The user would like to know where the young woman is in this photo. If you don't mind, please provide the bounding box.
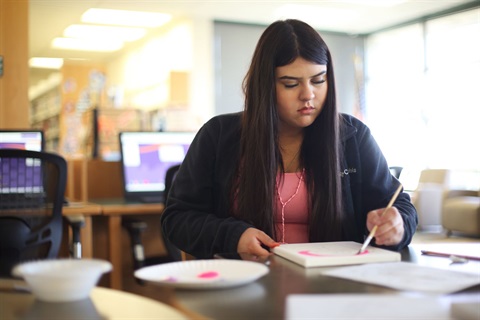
[161,19,417,259]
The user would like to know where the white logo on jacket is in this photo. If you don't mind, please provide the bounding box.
[340,168,357,177]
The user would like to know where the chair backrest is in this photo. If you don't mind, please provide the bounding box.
[0,149,67,277]
[162,164,183,261]
[122,163,183,272]
[164,164,181,202]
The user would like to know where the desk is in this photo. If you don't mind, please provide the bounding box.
[0,282,186,319]
[92,198,164,290]
[164,244,480,319]
[62,202,102,258]
[2,244,478,319]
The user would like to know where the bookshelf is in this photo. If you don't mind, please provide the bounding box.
[29,73,62,151]
[29,63,107,156]
[29,64,191,158]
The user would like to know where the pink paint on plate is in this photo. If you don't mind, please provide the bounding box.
[197,271,219,279]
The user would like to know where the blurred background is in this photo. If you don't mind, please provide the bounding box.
[5,0,480,190]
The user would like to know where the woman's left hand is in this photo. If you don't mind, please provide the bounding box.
[366,206,404,246]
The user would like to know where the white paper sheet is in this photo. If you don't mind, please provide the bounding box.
[286,294,451,319]
[322,261,480,294]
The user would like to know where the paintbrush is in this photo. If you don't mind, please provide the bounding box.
[357,184,403,254]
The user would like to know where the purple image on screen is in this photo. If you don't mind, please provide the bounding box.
[0,143,26,149]
[0,131,44,193]
[0,157,43,191]
[124,143,190,192]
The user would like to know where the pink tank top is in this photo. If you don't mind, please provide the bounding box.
[275,171,309,243]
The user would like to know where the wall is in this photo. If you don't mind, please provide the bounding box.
[0,0,29,128]
[106,21,191,109]
[105,19,364,132]
[189,18,214,125]
[213,22,260,115]
[105,18,214,131]
[25,19,362,134]
[214,21,365,116]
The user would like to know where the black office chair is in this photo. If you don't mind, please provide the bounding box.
[0,149,67,277]
[122,164,183,277]
[160,164,182,261]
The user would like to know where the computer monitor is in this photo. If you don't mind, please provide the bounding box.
[119,131,196,203]
[0,130,44,151]
[0,130,45,208]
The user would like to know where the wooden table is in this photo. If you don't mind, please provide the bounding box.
[92,198,164,290]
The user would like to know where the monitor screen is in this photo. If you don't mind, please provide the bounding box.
[0,130,45,207]
[0,130,44,151]
[0,157,43,194]
[119,131,196,202]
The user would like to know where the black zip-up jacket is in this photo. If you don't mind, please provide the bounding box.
[161,112,418,258]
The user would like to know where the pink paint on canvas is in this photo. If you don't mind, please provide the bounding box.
[298,250,369,257]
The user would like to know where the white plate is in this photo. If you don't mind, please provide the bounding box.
[134,259,269,289]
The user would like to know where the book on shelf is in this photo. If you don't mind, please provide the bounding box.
[272,241,401,268]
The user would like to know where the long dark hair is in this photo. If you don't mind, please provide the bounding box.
[233,19,344,242]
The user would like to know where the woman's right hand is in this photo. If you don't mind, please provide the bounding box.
[237,227,280,256]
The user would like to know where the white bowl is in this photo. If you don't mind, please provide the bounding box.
[12,258,112,302]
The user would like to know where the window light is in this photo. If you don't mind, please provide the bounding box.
[64,24,147,42]
[81,8,171,28]
[52,37,123,52]
[29,57,64,69]
[339,0,406,6]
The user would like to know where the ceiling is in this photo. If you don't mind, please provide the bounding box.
[29,0,475,81]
